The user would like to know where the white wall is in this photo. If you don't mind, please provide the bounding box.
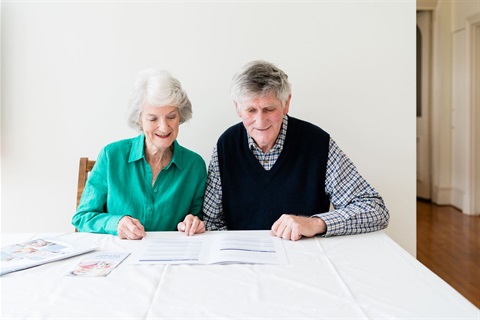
[1,1,416,254]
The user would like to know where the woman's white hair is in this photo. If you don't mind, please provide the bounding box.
[127,69,192,132]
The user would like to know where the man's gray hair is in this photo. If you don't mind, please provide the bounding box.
[230,60,292,106]
[127,69,192,132]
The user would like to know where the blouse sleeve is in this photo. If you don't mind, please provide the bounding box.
[71,147,125,235]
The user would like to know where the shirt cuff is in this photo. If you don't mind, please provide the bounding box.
[314,211,345,237]
[105,214,126,235]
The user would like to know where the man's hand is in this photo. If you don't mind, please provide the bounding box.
[271,214,326,241]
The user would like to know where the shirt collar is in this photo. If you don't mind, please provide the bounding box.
[248,115,289,153]
[128,134,182,170]
[128,134,145,162]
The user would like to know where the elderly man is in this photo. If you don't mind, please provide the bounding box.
[203,60,389,240]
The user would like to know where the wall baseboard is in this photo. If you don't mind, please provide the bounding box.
[432,186,452,206]
[450,188,465,212]
[431,186,480,215]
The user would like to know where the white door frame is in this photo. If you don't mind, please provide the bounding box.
[465,13,480,215]
[416,11,432,200]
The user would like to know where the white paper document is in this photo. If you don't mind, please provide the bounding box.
[137,238,203,264]
[133,232,288,265]
[1,237,97,276]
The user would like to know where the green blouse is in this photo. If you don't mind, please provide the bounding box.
[72,135,207,235]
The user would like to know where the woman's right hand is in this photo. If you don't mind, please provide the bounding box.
[117,216,146,240]
[177,214,206,236]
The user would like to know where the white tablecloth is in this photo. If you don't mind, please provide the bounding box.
[1,231,478,319]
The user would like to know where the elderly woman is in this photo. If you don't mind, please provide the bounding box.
[72,69,207,239]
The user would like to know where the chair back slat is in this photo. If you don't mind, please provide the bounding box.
[76,157,96,209]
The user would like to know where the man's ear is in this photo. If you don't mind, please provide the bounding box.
[283,94,292,115]
[234,101,242,117]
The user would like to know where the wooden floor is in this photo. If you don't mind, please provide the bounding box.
[417,200,480,308]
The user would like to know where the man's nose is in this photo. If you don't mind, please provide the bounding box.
[254,112,267,126]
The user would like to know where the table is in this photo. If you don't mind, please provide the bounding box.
[1,231,478,319]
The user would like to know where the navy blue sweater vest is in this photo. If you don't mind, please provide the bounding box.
[217,116,331,230]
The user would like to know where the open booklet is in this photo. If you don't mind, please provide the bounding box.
[132,232,288,265]
[1,237,97,276]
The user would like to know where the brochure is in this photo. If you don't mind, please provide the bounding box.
[66,252,130,277]
[1,237,97,276]
[132,232,288,265]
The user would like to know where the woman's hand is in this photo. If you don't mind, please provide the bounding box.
[117,216,146,240]
[177,214,206,236]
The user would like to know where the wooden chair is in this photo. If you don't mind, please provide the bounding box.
[76,157,96,209]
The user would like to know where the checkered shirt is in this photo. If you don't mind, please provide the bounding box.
[203,116,389,236]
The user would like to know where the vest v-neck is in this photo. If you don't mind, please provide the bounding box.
[217,116,331,230]
[245,129,294,183]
